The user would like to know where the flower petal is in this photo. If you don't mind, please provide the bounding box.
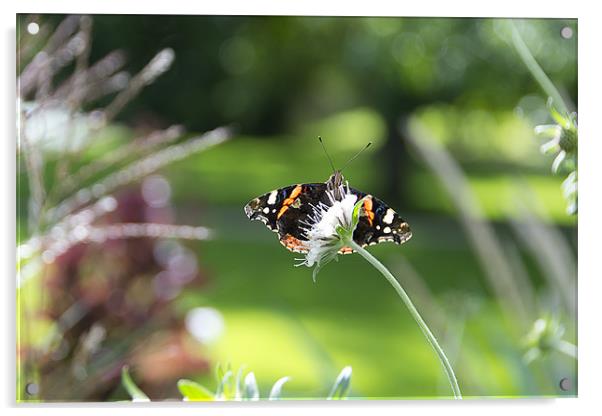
[552,150,566,173]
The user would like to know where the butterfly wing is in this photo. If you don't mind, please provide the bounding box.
[244,183,411,254]
[244,183,328,253]
[348,188,412,248]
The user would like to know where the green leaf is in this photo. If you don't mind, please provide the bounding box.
[177,379,214,401]
[534,124,561,141]
[312,264,322,283]
[566,200,577,215]
[311,249,339,282]
[235,365,246,400]
[223,363,235,399]
[242,372,259,401]
[216,370,233,400]
[539,138,560,155]
[552,150,566,173]
[327,366,352,400]
[547,98,570,128]
[523,347,541,364]
[215,363,224,387]
[562,171,577,196]
[268,376,290,400]
[351,197,366,230]
[121,366,150,402]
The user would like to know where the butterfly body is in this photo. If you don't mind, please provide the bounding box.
[244,172,412,254]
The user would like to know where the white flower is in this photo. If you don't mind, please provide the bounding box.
[297,182,364,281]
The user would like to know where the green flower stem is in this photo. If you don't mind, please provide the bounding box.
[347,239,463,399]
[510,21,570,116]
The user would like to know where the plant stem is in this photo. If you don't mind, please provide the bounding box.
[509,21,570,116]
[347,240,463,399]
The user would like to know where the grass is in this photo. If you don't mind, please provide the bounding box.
[172,224,575,398]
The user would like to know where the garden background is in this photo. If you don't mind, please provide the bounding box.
[16,15,577,401]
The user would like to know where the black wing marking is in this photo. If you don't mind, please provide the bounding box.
[244,183,329,252]
[245,183,411,254]
[349,188,412,248]
[244,184,299,233]
[274,183,327,241]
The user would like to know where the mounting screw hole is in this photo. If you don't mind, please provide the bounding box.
[559,377,571,391]
[27,22,39,35]
[560,26,573,39]
[25,382,39,396]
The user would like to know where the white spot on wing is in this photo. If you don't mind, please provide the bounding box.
[267,191,278,205]
[383,226,391,234]
[383,209,395,224]
[263,207,270,214]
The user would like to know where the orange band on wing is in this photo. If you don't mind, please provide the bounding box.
[363,197,375,226]
[277,205,289,218]
[280,233,309,253]
[277,185,303,219]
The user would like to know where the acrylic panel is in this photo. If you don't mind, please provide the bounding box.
[16,14,577,402]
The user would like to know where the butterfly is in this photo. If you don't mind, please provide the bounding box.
[244,139,412,255]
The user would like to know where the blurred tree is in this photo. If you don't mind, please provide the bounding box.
[39,15,576,204]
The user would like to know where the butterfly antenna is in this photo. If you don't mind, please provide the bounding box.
[318,136,337,173]
[340,142,372,172]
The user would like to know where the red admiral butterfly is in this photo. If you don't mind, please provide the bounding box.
[244,139,412,255]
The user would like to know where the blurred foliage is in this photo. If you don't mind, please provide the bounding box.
[121,364,351,401]
[18,14,578,216]
[535,102,578,214]
[17,14,577,401]
[523,316,576,364]
[16,15,226,401]
[74,16,576,133]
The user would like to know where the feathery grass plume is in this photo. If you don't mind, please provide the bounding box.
[56,124,185,198]
[102,47,175,122]
[44,126,230,224]
[17,15,229,401]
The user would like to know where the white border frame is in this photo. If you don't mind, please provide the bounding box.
[3,1,601,415]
